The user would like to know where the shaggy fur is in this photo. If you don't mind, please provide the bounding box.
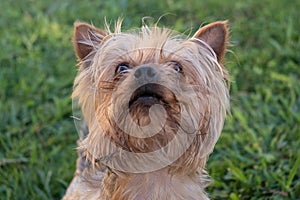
[63,19,230,200]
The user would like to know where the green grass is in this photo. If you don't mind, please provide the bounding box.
[0,0,299,199]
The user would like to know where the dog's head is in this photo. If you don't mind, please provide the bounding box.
[72,20,230,173]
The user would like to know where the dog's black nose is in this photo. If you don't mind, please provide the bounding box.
[134,66,157,81]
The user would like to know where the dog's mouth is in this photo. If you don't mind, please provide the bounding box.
[127,83,179,127]
[129,83,168,107]
[113,83,182,151]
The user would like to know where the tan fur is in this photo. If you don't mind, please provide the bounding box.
[63,19,230,200]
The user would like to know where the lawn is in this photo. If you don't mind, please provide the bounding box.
[0,0,299,199]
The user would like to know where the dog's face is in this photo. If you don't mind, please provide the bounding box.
[72,20,230,173]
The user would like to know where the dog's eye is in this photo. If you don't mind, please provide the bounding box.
[171,62,183,73]
[116,63,130,74]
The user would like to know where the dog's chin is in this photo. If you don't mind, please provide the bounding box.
[130,96,161,108]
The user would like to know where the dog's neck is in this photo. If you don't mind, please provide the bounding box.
[101,168,209,200]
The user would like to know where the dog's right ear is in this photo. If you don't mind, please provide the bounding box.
[73,22,106,65]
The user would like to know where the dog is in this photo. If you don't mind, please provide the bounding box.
[63,19,230,200]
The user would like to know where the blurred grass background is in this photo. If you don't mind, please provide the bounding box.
[0,0,299,199]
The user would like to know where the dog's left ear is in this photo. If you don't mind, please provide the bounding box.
[73,22,107,66]
[193,21,229,63]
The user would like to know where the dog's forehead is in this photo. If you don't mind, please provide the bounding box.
[105,26,183,48]
[100,30,194,64]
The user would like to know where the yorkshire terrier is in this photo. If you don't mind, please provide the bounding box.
[63,19,230,200]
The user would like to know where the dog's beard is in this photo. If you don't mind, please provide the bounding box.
[106,82,182,153]
[128,83,178,126]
